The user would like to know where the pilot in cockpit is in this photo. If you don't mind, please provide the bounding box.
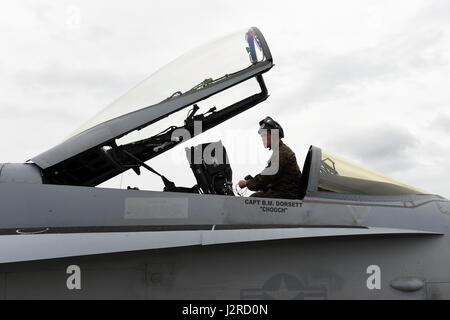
[238,117,302,199]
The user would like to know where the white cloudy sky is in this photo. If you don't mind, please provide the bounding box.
[1,0,449,198]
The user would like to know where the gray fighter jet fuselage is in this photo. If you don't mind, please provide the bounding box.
[0,27,449,300]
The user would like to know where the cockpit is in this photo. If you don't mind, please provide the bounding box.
[31,27,272,187]
[30,27,429,200]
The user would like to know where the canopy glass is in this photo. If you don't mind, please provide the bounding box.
[318,149,428,196]
[69,28,266,138]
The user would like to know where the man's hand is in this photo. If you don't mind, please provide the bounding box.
[238,180,247,188]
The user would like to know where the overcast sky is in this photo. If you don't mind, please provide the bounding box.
[1,0,449,198]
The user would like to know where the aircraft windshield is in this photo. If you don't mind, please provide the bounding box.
[69,28,265,138]
[318,150,428,196]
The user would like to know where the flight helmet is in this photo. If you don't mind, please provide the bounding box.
[258,116,284,138]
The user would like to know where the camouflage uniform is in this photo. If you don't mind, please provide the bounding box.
[246,140,302,199]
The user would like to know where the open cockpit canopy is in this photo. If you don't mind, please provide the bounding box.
[69,28,268,139]
[32,27,273,186]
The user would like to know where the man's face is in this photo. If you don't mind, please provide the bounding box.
[260,130,271,149]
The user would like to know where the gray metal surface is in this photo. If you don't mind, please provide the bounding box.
[0,233,449,299]
[31,61,272,170]
[0,163,42,184]
[0,182,446,231]
[0,227,441,264]
[0,173,449,299]
[307,145,321,193]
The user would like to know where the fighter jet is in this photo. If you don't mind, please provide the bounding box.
[0,27,449,300]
